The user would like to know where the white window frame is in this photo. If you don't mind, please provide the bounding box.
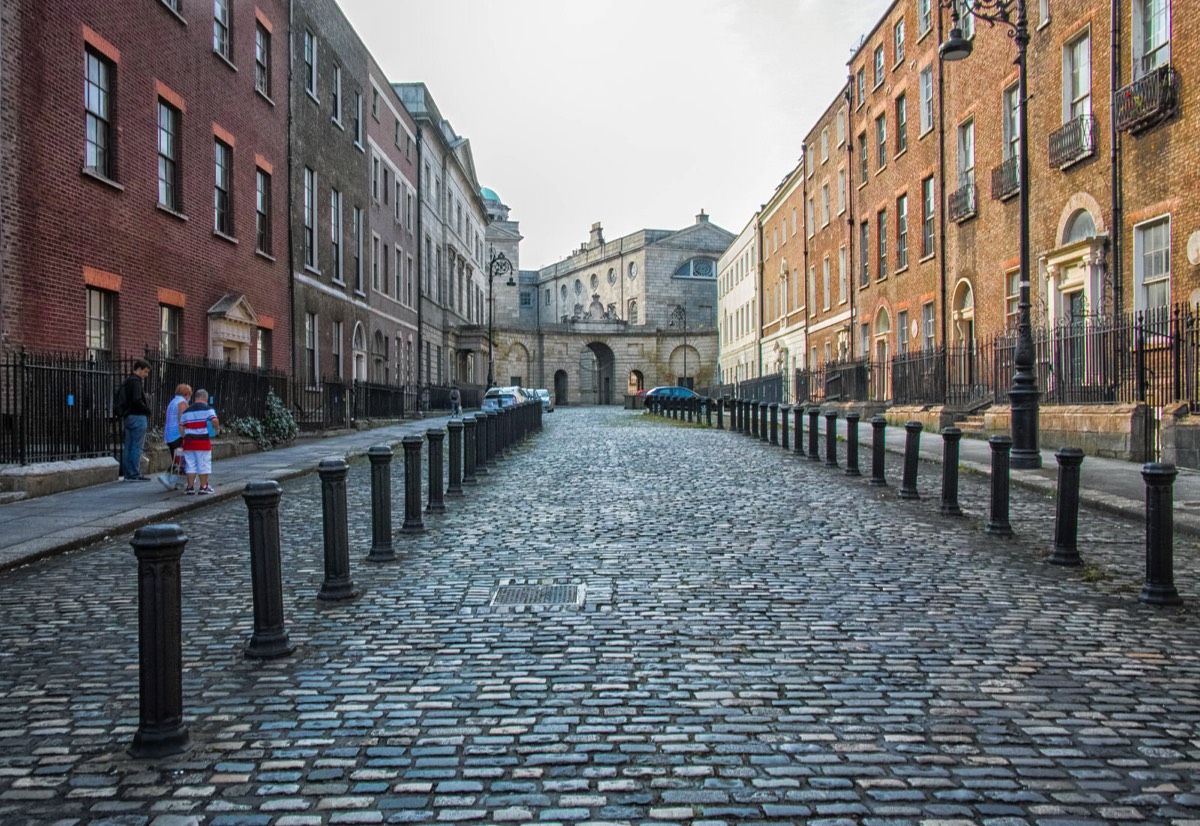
[1132,0,1171,79]
[330,189,343,283]
[820,128,829,162]
[331,320,344,379]
[822,257,831,311]
[837,168,847,214]
[821,184,830,227]
[331,64,342,125]
[919,0,932,34]
[1003,83,1020,160]
[919,66,934,135]
[957,119,975,187]
[303,30,317,98]
[303,167,317,269]
[873,45,885,87]
[1063,31,1092,122]
[371,233,381,291]
[897,194,909,270]
[1133,215,1171,312]
[838,246,848,304]
[894,18,905,64]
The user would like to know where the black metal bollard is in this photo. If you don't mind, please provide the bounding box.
[716,398,725,430]
[318,457,358,600]
[243,481,295,657]
[446,420,464,497]
[1140,463,1182,605]
[1049,447,1084,566]
[686,398,694,424]
[793,405,805,456]
[462,415,479,485]
[365,446,396,562]
[845,412,861,476]
[750,402,759,438]
[759,402,769,442]
[426,428,446,514]
[743,399,752,435]
[807,406,820,461]
[474,412,489,476]
[939,428,963,517]
[769,403,779,445]
[401,435,425,534]
[898,421,922,499]
[824,411,839,468]
[780,405,790,450]
[869,416,888,486]
[705,398,713,427]
[986,435,1014,537]
[129,524,191,759]
[485,411,498,467]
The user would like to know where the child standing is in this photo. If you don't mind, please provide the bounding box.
[179,389,220,495]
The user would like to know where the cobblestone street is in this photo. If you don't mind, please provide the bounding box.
[1,406,1199,825]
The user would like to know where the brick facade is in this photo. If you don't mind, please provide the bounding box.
[759,163,806,380]
[0,0,290,366]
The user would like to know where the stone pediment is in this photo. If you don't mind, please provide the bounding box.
[208,293,259,326]
[652,221,735,252]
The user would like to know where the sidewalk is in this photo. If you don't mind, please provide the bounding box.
[793,411,1200,537]
[0,414,458,573]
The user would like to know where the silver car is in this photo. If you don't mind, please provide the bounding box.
[535,389,554,412]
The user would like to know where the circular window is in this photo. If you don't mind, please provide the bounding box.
[607,268,616,285]
[574,279,583,295]
[560,285,567,301]
[628,262,638,280]
[590,273,599,289]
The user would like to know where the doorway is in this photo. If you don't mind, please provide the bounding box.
[554,370,569,406]
[578,342,616,404]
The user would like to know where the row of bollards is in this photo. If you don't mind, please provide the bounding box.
[129,401,545,759]
[651,396,1185,612]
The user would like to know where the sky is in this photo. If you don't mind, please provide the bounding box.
[339,0,894,270]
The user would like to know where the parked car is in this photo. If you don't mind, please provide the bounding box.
[481,386,526,411]
[643,386,700,402]
[535,389,554,412]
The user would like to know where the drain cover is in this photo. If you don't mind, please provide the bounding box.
[491,584,582,606]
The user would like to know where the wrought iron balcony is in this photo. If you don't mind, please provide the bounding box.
[1115,64,1179,135]
[991,155,1019,202]
[1048,115,1098,169]
[948,182,977,223]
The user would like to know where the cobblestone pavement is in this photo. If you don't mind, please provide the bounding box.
[1,407,1199,826]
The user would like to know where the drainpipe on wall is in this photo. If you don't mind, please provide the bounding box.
[415,125,424,401]
[1110,0,1123,318]
[286,0,297,382]
[756,216,764,379]
[937,7,949,373]
[844,80,855,362]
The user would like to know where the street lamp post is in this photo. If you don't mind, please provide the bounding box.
[670,304,688,388]
[486,249,515,388]
[940,0,1040,469]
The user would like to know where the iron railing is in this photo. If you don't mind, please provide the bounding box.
[991,155,1019,201]
[948,182,977,222]
[1048,114,1098,168]
[736,374,784,404]
[1115,64,1179,134]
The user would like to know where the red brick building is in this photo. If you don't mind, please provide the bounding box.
[0,0,290,367]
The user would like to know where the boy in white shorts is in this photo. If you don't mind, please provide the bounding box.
[179,389,220,495]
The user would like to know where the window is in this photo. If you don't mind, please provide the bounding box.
[214,139,232,236]
[922,177,935,258]
[957,0,975,38]
[86,288,115,360]
[255,23,271,97]
[805,146,814,177]
[353,207,363,292]
[957,119,975,186]
[1064,32,1092,121]
[331,64,342,123]
[160,304,181,357]
[857,132,868,182]
[874,45,885,86]
[922,302,936,350]
[859,221,870,287]
[1134,0,1170,78]
[895,94,908,154]
[213,0,231,60]
[303,167,316,268]
[331,320,343,379]
[877,209,888,278]
[894,18,905,63]
[84,48,113,179]
[837,168,847,213]
[304,312,317,384]
[406,192,414,230]
[353,92,363,146]
[1003,84,1020,160]
[821,184,830,226]
[1006,269,1020,327]
[837,108,846,145]
[919,66,934,134]
[372,156,380,201]
[822,257,831,310]
[303,31,317,97]
[382,244,389,295]
[806,198,814,238]
[808,265,817,313]
[395,181,403,222]
[896,194,909,270]
[876,114,887,168]
[371,88,379,118]
[157,101,180,211]
[856,68,865,107]
[255,168,271,254]
[897,310,909,352]
[674,259,717,278]
[406,255,414,305]
[1039,0,1050,26]
[1135,217,1171,311]
[859,324,869,358]
[330,189,342,282]
[838,247,848,303]
[372,235,380,290]
[257,328,271,370]
[820,128,829,162]
[919,0,932,34]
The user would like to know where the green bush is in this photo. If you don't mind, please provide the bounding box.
[227,390,298,450]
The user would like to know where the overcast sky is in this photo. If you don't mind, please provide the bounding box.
[339,0,894,270]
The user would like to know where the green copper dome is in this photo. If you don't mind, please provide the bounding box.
[480,187,501,203]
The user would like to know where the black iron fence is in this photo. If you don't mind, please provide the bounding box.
[735,374,784,403]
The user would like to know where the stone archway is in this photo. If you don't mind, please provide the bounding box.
[627,369,645,394]
[578,342,616,405]
[554,370,569,406]
[951,279,976,346]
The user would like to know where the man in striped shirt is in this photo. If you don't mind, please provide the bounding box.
[180,389,220,495]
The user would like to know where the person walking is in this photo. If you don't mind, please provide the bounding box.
[117,359,153,481]
[449,386,462,417]
[157,383,192,490]
[179,389,220,495]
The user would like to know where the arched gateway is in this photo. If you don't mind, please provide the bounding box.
[577,342,616,405]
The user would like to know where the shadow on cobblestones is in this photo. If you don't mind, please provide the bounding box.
[0,407,1198,824]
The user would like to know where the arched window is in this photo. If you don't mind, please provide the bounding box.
[627,299,638,324]
[1065,210,1096,243]
[674,258,717,278]
[371,330,388,383]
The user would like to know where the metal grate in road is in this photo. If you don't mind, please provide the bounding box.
[491,584,582,606]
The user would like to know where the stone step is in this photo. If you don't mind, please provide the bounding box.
[0,491,29,505]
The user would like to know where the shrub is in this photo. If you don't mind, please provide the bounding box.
[227,390,299,450]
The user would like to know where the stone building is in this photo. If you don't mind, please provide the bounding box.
[489,213,733,404]
[718,213,760,384]
[0,0,290,364]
